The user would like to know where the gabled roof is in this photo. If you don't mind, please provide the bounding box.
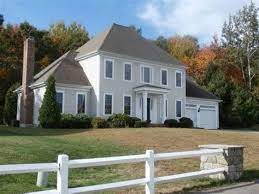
[186,77,220,100]
[32,51,90,86]
[76,23,184,66]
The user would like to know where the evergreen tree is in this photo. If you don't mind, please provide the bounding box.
[39,76,61,128]
[3,83,19,125]
[232,86,259,127]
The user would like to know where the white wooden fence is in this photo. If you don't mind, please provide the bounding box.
[0,149,225,194]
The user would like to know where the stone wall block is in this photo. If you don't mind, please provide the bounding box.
[199,144,244,181]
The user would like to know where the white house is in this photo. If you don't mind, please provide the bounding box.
[15,23,221,129]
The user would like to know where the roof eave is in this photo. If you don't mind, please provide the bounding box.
[186,96,222,102]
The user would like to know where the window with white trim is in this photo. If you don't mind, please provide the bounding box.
[56,92,64,113]
[124,63,132,81]
[105,59,113,79]
[124,96,131,115]
[141,66,152,83]
[161,69,168,86]
[104,94,112,115]
[176,100,182,118]
[176,71,182,87]
[77,93,86,114]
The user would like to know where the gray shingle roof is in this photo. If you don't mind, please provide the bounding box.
[186,77,220,100]
[32,51,90,86]
[76,23,184,66]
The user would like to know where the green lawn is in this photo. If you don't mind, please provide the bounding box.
[0,127,138,194]
[0,126,259,194]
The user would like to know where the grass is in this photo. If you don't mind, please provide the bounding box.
[0,126,259,193]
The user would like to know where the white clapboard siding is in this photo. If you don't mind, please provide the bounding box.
[0,148,224,194]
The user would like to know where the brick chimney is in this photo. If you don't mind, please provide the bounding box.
[20,38,35,127]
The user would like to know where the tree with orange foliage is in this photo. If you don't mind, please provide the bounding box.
[168,35,199,66]
[189,47,216,82]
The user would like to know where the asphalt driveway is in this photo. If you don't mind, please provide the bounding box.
[192,181,259,194]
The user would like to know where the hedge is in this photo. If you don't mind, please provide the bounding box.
[92,117,108,128]
[60,114,92,129]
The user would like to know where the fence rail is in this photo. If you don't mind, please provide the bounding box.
[0,148,225,194]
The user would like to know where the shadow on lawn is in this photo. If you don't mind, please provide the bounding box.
[0,126,88,136]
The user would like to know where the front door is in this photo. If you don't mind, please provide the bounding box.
[147,98,151,121]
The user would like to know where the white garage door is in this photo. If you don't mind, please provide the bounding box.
[199,105,216,129]
[185,104,197,127]
[185,104,217,129]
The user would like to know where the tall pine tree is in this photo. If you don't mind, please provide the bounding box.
[39,76,61,128]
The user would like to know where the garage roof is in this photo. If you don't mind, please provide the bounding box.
[186,77,220,100]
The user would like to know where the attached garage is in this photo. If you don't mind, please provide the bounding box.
[186,78,221,129]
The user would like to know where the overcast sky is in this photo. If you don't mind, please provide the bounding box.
[0,0,258,44]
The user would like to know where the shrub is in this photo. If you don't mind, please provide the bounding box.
[92,117,108,128]
[60,114,92,129]
[107,113,130,128]
[3,83,19,125]
[178,117,193,128]
[134,121,148,128]
[39,76,61,128]
[11,120,20,127]
[127,117,141,127]
[164,119,178,128]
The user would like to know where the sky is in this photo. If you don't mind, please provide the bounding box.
[0,0,258,44]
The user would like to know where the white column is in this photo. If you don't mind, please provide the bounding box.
[145,150,155,194]
[57,154,69,194]
[143,91,148,121]
[162,94,166,122]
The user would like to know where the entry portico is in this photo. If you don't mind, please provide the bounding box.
[134,84,170,123]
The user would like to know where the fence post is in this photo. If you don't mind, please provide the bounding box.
[36,171,49,187]
[57,154,69,194]
[145,150,155,194]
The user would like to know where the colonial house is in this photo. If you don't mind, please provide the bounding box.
[15,23,221,129]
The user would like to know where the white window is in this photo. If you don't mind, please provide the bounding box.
[104,59,113,79]
[123,95,131,115]
[141,66,152,83]
[176,100,182,118]
[76,93,86,114]
[175,71,182,88]
[104,93,113,115]
[161,69,168,86]
[124,63,132,81]
[56,91,64,113]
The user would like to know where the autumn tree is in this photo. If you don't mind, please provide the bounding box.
[155,36,170,53]
[222,1,259,90]
[0,21,90,123]
[168,35,199,65]
[49,21,89,54]
[190,47,216,82]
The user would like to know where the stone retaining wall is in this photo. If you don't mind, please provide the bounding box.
[199,144,244,181]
